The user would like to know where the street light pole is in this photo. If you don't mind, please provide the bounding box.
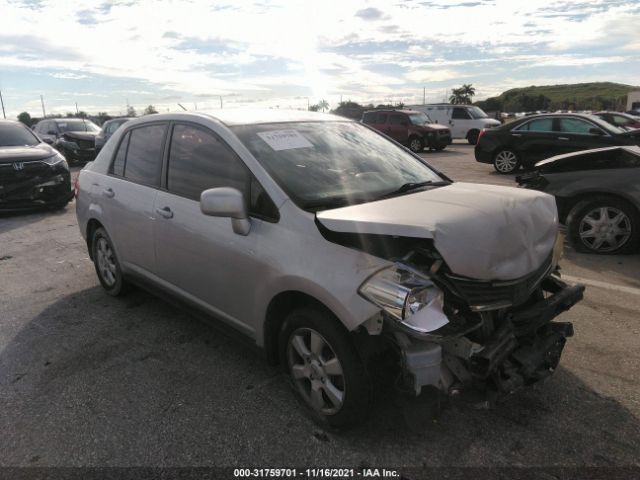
[0,90,6,119]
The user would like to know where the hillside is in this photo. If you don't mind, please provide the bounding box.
[475,82,639,112]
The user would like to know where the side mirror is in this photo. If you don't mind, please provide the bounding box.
[589,128,604,136]
[200,187,251,236]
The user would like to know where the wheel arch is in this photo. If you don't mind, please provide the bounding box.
[85,218,104,260]
[263,290,349,366]
[557,191,640,224]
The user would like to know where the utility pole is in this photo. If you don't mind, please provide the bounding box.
[0,89,5,119]
[40,94,46,117]
[423,87,426,105]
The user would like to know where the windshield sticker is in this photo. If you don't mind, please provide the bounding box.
[257,130,313,151]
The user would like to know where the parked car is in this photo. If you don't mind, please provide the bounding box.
[408,104,501,144]
[475,113,640,174]
[594,111,640,130]
[517,146,640,254]
[76,110,583,426]
[0,120,73,212]
[361,109,451,152]
[95,118,132,154]
[33,118,100,164]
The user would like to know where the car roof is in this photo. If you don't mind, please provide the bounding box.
[363,109,422,115]
[194,108,347,126]
[535,145,640,167]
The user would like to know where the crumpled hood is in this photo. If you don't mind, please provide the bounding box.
[316,182,558,281]
[425,123,449,131]
[0,144,56,164]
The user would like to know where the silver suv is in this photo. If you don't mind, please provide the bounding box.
[76,110,584,427]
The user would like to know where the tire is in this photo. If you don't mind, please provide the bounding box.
[279,307,372,428]
[467,129,479,145]
[408,136,424,153]
[434,145,446,151]
[493,149,520,174]
[91,227,129,295]
[566,196,640,254]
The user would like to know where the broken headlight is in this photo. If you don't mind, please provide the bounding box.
[359,264,449,334]
[43,152,67,167]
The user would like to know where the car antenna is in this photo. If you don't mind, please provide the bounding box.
[177,103,188,111]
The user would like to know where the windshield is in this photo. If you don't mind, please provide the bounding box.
[0,122,41,147]
[56,120,100,133]
[232,121,444,211]
[468,106,488,119]
[408,113,432,125]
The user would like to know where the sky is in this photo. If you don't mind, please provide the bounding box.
[0,0,639,118]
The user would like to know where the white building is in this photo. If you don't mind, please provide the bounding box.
[627,91,640,111]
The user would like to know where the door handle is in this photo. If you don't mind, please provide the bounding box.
[156,206,174,219]
[511,133,522,137]
[558,136,570,141]
[102,188,115,198]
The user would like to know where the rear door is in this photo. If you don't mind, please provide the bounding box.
[388,113,409,144]
[510,117,560,164]
[100,123,167,275]
[153,122,278,334]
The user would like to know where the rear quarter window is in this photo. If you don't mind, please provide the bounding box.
[120,124,166,186]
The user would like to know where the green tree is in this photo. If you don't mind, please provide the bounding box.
[308,104,320,112]
[126,106,137,117]
[17,112,32,126]
[318,99,329,112]
[143,105,158,115]
[449,84,476,104]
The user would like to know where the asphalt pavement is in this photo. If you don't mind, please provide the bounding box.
[0,142,639,468]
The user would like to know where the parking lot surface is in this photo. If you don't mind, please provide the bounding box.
[1,142,639,467]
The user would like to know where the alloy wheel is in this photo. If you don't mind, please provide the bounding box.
[409,138,422,152]
[96,237,117,286]
[494,150,518,173]
[579,206,632,252]
[287,328,345,415]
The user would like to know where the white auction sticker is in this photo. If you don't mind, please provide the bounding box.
[257,129,313,151]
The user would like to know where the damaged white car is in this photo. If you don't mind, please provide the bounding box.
[75,110,584,427]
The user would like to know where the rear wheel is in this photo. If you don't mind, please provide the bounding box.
[91,227,128,295]
[280,307,372,428]
[408,136,424,153]
[567,197,639,254]
[493,149,519,174]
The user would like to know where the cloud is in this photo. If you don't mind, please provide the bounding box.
[355,7,387,21]
[50,72,90,80]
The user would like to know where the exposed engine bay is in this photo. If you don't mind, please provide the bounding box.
[318,223,585,403]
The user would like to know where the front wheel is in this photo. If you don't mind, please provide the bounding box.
[493,149,519,174]
[567,197,639,254]
[467,129,479,145]
[280,307,372,428]
[408,136,424,153]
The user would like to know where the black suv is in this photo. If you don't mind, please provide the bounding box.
[33,118,101,164]
[362,109,452,152]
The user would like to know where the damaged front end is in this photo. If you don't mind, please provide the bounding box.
[357,238,584,402]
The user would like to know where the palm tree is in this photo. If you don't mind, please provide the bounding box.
[318,99,329,112]
[449,84,476,104]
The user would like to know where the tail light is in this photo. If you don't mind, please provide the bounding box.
[476,128,486,144]
[73,175,80,198]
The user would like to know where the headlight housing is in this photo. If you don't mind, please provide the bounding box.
[42,152,67,167]
[359,264,449,334]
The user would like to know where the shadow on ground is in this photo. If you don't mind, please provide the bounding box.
[1,286,639,467]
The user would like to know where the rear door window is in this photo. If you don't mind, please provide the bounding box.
[516,118,554,132]
[389,114,405,125]
[377,113,388,124]
[122,124,166,186]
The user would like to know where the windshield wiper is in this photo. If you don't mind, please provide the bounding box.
[377,180,450,199]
